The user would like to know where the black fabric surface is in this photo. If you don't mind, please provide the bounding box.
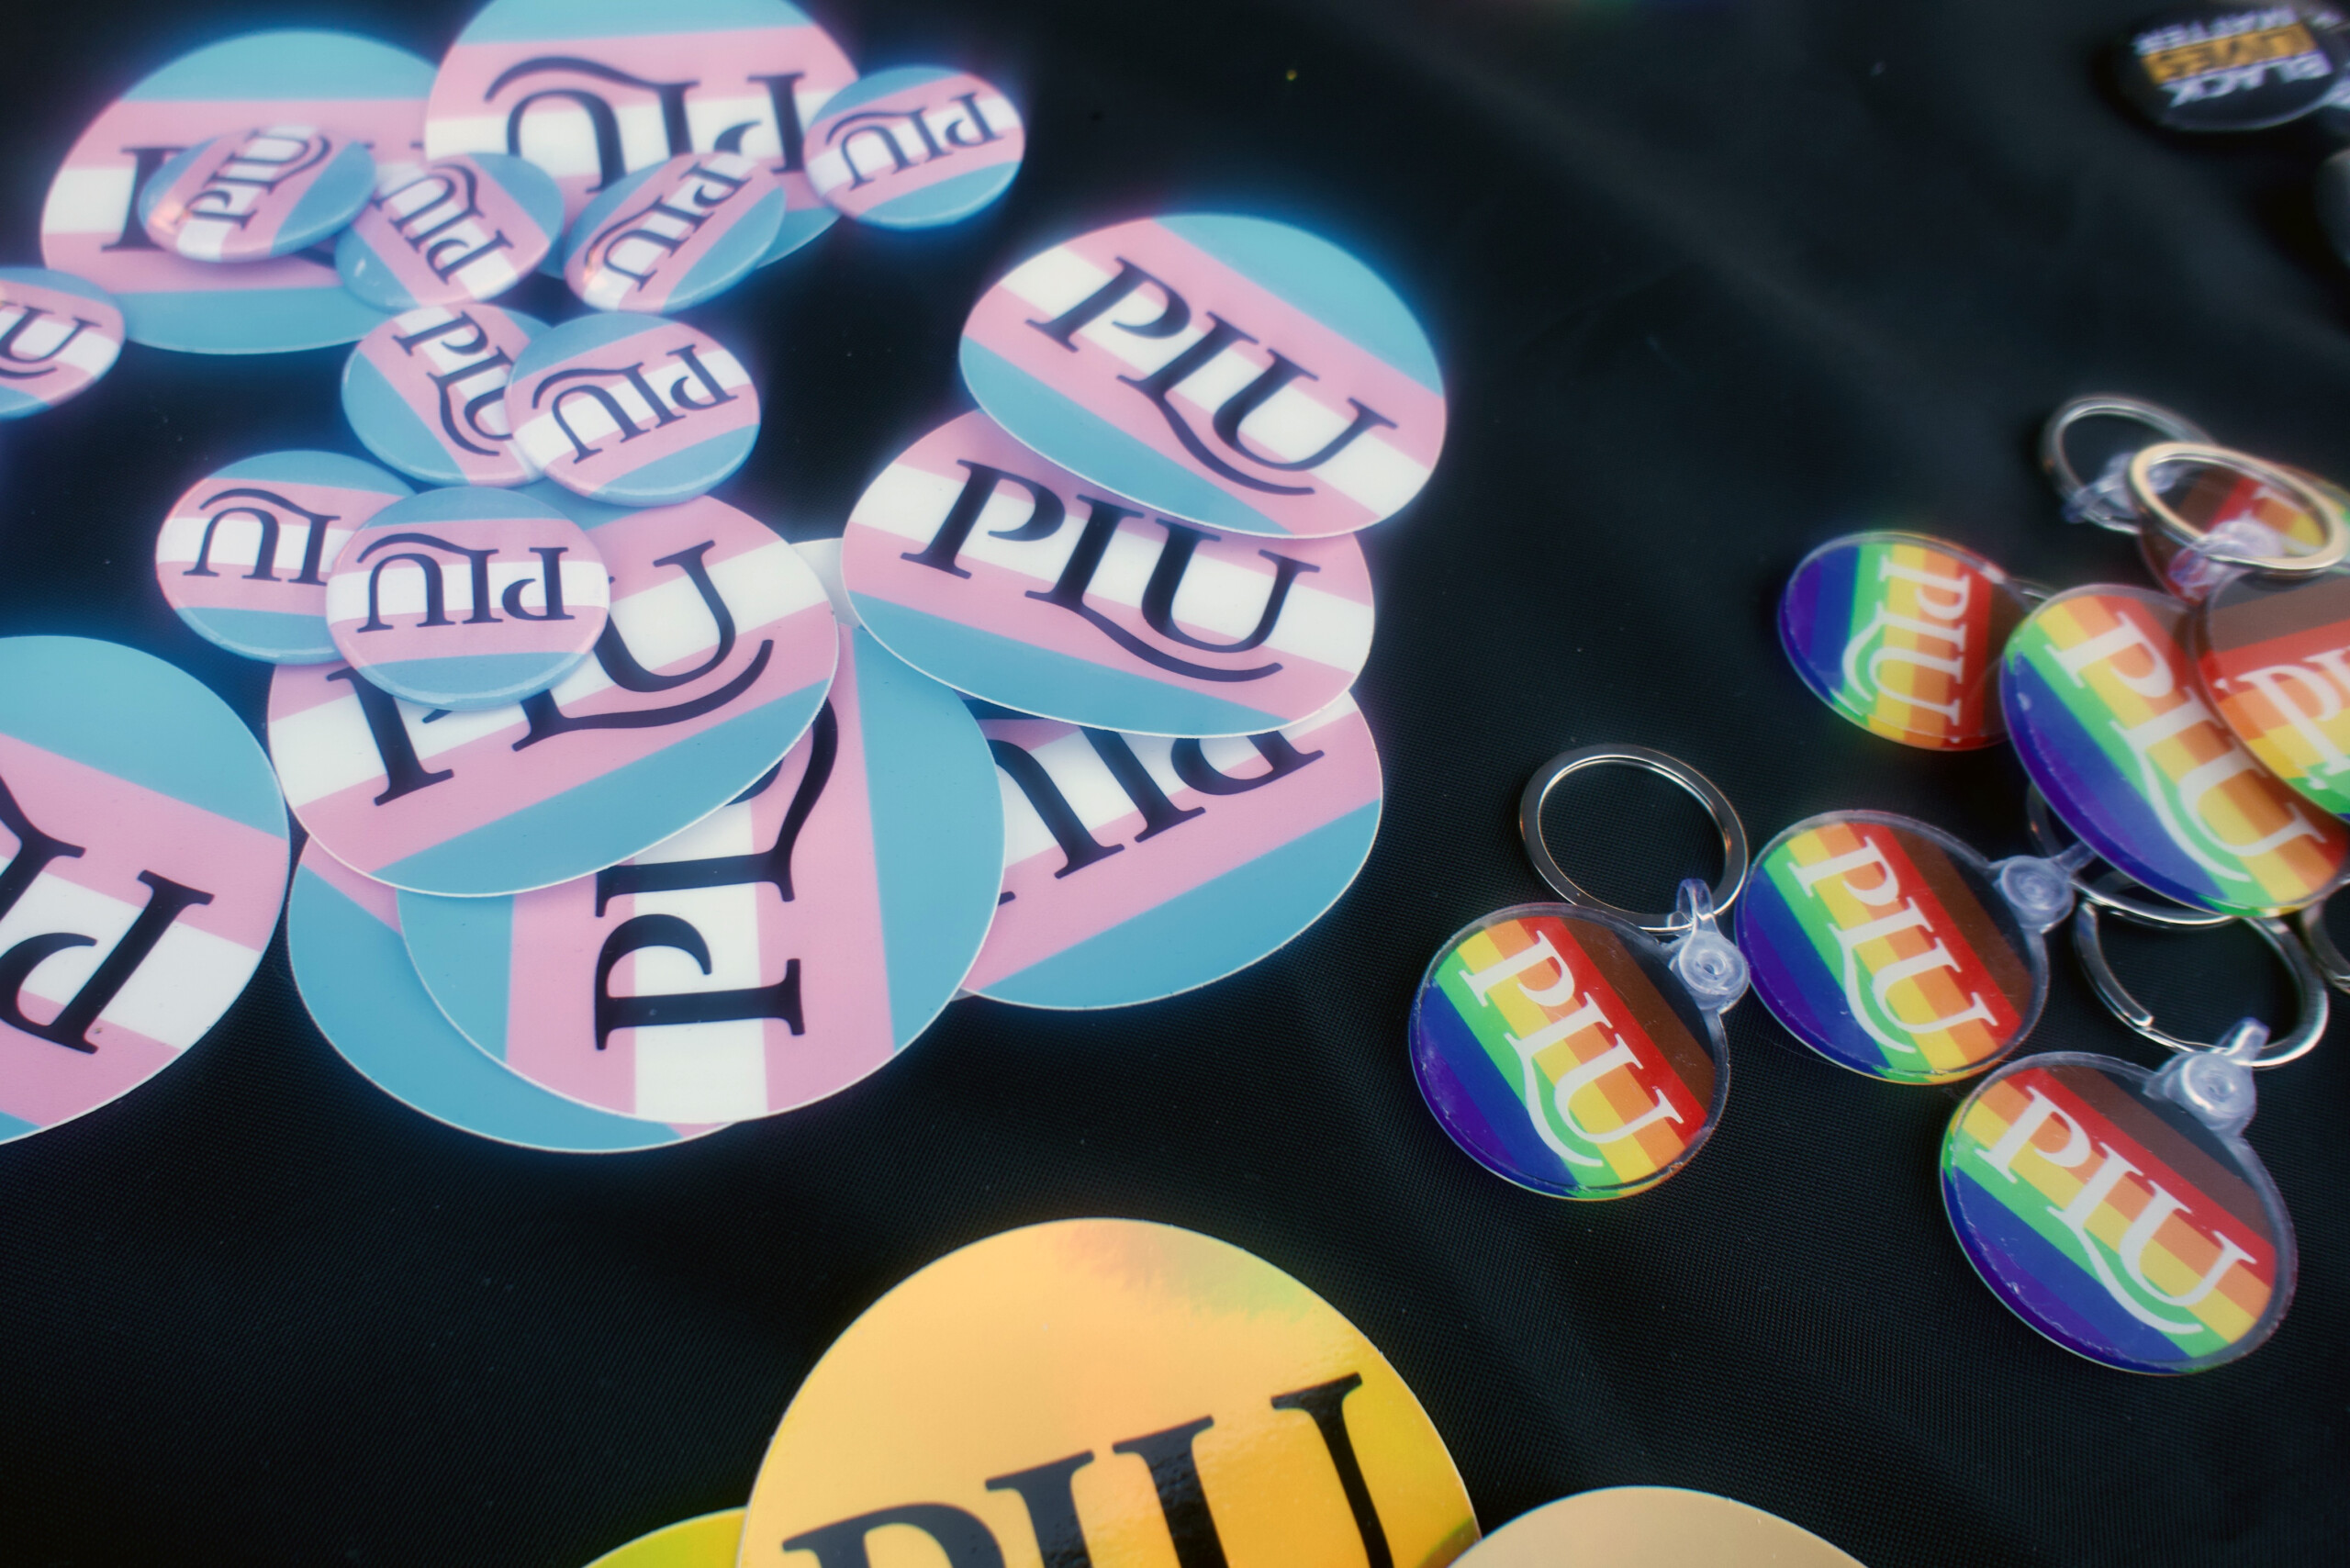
[3,1,2347,1562]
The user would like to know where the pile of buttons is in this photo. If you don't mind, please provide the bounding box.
[0,6,1445,1161]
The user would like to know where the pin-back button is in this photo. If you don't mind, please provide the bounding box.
[155,452,414,665]
[806,66,1024,229]
[506,314,761,507]
[137,126,376,263]
[2118,5,2348,131]
[326,487,610,711]
[565,152,785,313]
[0,268,124,419]
[341,305,545,487]
[335,153,565,310]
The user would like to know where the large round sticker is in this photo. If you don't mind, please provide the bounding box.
[806,66,1024,229]
[136,127,376,263]
[397,622,1001,1124]
[2119,6,2345,131]
[583,1511,744,1567]
[1741,812,2045,1085]
[268,486,836,896]
[965,696,1381,1007]
[844,410,1374,737]
[423,0,856,267]
[2195,566,2350,818]
[341,305,546,487]
[335,153,565,310]
[507,313,759,507]
[1409,905,1727,1200]
[961,214,1445,539]
[39,30,433,353]
[2003,586,2347,915]
[1778,531,2023,750]
[326,486,610,711]
[288,840,720,1153]
[155,451,415,665]
[740,1219,1480,1568]
[1455,1489,1863,1568]
[1942,1051,2295,1373]
[564,152,784,313]
[0,268,124,419]
[0,638,288,1145]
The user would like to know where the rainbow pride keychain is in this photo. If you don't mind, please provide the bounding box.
[1409,745,1750,1200]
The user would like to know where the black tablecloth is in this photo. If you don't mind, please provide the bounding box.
[3,1,2345,1562]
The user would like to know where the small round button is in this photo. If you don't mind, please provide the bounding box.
[506,314,761,507]
[0,267,124,419]
[341,305,545,487]
[564,151,785,313]
[807,67,1024,229]
[138,126,376,262]
[336,153,565,310]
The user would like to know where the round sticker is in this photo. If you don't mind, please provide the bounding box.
[1741,812,2046,1085]
[961,214,1445,539]
[136,126,376,263]
[0,637,288,1146]
[2195,566,2350,816]
[966,695,1382,1007]
[583,1511,744,1568]
[844,410,1374,737]
[326,487,610,711]
[1778,531,2023,750]
[424,0,857,269]
[564,152,785,312]
[155,452,415,665]
[2119,6,2346,131]
[400,622,1000,1123]
[740,1219,1480,1568]
[334,153,565,310]
[1409,905,1728,1200]
[0,268,124,419]
[806,66,1024,229]
[2002,585,2348,916]
[507,314,759,508]
[341,304,546,487]
[40,31,433,353]
[268,484,837,897]
[1942,1051,2296,1373]
[1456,1489,1863,1568]
[288,840,721,1153]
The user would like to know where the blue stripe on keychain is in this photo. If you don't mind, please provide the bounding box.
[1945,1169,2184,1372]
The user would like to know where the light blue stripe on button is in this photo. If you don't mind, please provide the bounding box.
[126,30,435,102]
[122,286,389,355]
[176,606,339,665]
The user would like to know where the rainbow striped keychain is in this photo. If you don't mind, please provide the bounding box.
[1407,746,1751,1201]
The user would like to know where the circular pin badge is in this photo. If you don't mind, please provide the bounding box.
[583,1511,744,1568]
[400,620,999,1123]
[1779,531,2025,750]
[965,695,1382,1007]
[155,452,415,665]
[1410,905,1728,1200]
[962,214,1445,539]
[507,314,760,507]
[137,126,376,263]
[2002,585,2348,915]
[326,487,610,711]
[1741,812,2047,1085]
[424,0,857,269]
[806,66,1024,229]
[740,1219,1479,1568]
[2197,566,2350,815]
[0,637,288,1146]
[41,30,433,353]
[2119,6,2346,131]
[269,485,835,897]
[565,152,785,313]
[341,305,546,487]
[1942,1051,2295,1372]
[844,410,1374,736]
[288,840,722,1153]
[1455,1489,1864,1568]
[0,268,124,419]
[335,153,565,310]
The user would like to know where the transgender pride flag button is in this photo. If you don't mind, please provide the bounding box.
[507,314,760,507]
[0,268,123,419]
[138,126,377,263]
[564,152,784,313]
[807,67,1024,230]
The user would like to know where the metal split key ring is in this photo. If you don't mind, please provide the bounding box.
[1518,745,1749,935]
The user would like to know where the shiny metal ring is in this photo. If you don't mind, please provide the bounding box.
[1519,745,1748,935]
[2041,395,2212,534]
[2296,894,2350,994]
[2071,903,2328,1067]
[2126,442,2348,575]
[2021,788,2235,929]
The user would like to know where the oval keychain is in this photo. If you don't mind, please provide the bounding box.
[1409,745,1749,1200]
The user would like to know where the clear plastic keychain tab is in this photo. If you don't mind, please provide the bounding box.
[1409,745,1746,1201]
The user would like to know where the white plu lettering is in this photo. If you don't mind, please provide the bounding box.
[1793,834,1993,1056]
[2228,646,2350,778]
[1839,559,1975,721]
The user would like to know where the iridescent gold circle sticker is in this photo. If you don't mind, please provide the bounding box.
[742,1219,1479,1568]
[1454,1488,1863,1568]
[582,1509,744,1568]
